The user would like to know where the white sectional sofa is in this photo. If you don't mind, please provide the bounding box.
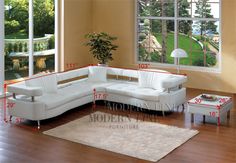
[7,66,187,128]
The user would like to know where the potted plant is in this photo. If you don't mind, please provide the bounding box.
[85,32,118,66]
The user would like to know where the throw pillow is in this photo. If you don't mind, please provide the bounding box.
[42,73,58,93]
[138,71,154,89]
[138,70,170,91]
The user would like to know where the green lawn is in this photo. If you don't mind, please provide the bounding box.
[5,30,28,39]
[155,33,175,64]
[149,33,216,66]
[154,33,205,65]
[5,30,42,39]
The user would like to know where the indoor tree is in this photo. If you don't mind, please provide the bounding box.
[85,32,118,65]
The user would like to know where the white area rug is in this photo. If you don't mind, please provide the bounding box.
[43,112,199,162]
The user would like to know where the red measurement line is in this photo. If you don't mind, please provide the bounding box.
[6,72,58,86]
[15,123,38,132]
[188,102,220,109]
[0,95,13,101]
[58,64,92,74]
[106,65,187,76]
[75,64,186,76]
[6,64,92,86]
[3,84,7,123]
[93,88,96,109]
[218,98,232,107]
[218,116,220,126]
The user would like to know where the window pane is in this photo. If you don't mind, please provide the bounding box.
[178,0,220,18]
[33,0,55,75]
[4,0,29,81]
[178,20,219,67]
[138,19,174,64]
[191,0,220,18]
[138,0,153,17]
[138,0,175,17]
[205,3,220,18]
[178,0,191,17]
[177,20,192,65]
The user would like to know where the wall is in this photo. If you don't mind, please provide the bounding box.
[92,0,135,67]
[92,0,236,93]
[63,0,93,71]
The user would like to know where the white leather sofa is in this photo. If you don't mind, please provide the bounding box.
[7,66,187,128]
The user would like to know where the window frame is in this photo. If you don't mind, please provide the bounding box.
[0,0,59,95]
[0,0,4,95]
[135,0,222,73]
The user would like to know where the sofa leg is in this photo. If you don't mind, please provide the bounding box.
[162,111,165,117]
[177,106,179,111]
[182,104,185,112]
[92,101,96,112]
[37,120,40,130]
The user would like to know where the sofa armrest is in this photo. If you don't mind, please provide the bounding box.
[8,85,43,98]
[162,75,187,90]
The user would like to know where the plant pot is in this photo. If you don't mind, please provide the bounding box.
[97,63,108,67]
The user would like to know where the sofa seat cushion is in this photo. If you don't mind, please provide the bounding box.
[36,93,66,109]
[35,90,92,110]
[106,83,162,101]
[32,82,91,110]
[87,81,119,92]
[14,93,68,110]
[59,79,121,91]
[41,79,118,110]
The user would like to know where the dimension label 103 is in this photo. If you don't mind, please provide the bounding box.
[138,64,150,69]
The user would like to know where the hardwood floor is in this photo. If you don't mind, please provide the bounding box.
[0,88,236,163]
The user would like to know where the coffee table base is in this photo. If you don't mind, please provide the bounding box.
[191,110,231,126]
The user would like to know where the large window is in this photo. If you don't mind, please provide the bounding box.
[0,0,58,95]
[33,0,55,75]
[137,0,221,70]
[4,0,56,80]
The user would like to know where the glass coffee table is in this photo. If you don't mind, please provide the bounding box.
[187,94,233,126]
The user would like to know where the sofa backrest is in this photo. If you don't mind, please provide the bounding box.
[106,67,175,79]
[106,67,123,76]
[7,66,186,94]
[55,66,186,87]
[107,67,138,78]
[122,69,139,78]
[57,67,89,82]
